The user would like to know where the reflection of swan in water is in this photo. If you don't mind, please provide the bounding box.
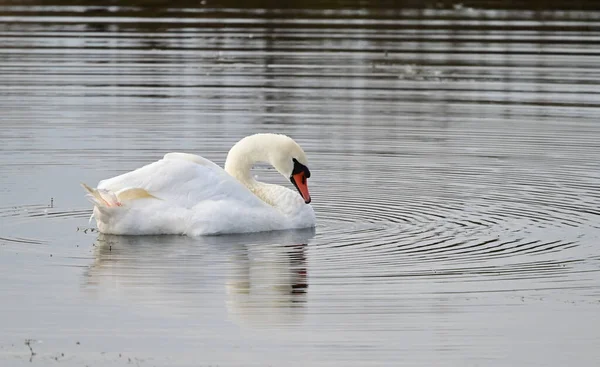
[225,239,309,327]
[84,229,315,326]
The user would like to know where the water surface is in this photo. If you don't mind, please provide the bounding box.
[1,2,600,366]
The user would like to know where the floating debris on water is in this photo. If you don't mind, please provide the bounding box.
[77,227,98,234]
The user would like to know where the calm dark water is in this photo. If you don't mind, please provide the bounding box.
[1,2,600,366]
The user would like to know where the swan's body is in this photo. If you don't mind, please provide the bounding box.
[82,134,315,236]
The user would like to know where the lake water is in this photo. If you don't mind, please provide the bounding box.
[1,1,600,366]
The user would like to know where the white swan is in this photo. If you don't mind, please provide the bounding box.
[81,133,315,236]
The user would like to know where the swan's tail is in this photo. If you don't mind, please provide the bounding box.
[81,183,122,208]
[82,183,159,226]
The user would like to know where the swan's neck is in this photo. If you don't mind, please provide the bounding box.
[224,134,280,204]
[225,137,267,183]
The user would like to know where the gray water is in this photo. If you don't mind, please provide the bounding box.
[1,2,600,366]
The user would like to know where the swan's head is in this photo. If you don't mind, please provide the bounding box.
[270,136,312,204]
[226,133,313,204]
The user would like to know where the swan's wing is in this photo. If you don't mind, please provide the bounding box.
[96,153,265,209]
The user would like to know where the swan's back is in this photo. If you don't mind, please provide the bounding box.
[98,153,264,209]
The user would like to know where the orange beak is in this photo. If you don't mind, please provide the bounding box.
[291,172,311,204]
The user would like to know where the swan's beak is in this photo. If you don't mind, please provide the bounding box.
[291,172,311,204]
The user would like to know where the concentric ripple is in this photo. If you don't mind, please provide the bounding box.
[309,145,600,288]
[0,204,92,248]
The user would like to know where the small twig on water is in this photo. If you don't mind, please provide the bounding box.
[24,339,36,362]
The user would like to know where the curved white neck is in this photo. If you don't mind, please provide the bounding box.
[224,135,272,186]
[225,135,286,208]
